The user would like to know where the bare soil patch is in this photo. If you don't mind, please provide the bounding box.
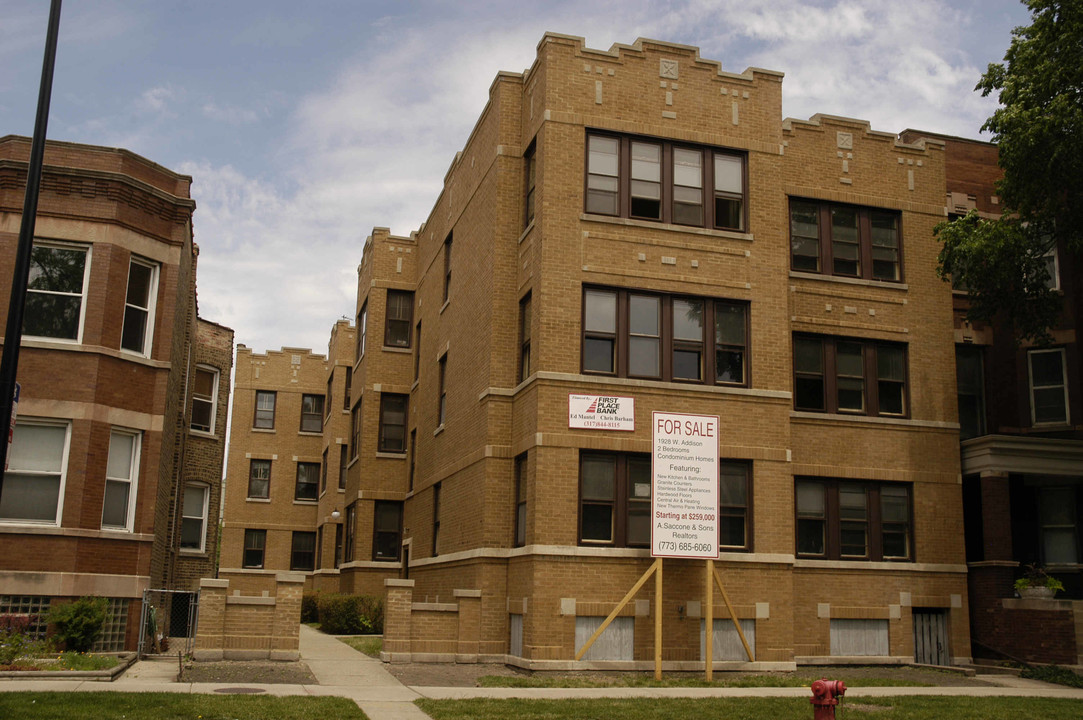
[181,660,319,685]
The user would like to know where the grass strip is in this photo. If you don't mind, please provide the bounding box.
[0,691,366,720]
[337,636,383,657]
[477,672,931,688]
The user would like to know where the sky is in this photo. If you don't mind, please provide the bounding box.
[2,0,1033,356]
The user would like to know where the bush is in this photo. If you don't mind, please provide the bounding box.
[1021,664,1083,688]
[316,594,383,635]
[47,596,108,653]
[0,615,50,665]
[301,591,321,624]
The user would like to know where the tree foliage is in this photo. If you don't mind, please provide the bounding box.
[938,0,1082,342]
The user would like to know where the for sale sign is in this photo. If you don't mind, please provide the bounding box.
[568,394,634,431]
[651,412,719,558]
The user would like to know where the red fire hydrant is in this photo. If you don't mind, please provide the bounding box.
[809,678,846,720]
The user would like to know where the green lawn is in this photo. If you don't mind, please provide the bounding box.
[337,635,383,657]
[417,696,1083,720]
[0,692,366,720]
[477,673,930,688]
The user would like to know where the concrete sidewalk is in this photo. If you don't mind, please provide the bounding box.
[2,626,1083,719]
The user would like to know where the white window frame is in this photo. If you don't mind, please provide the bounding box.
[180,482,210,553]
[1028,348,1070,426]
[0,418,71,526]
[24,240,92,343]
[189,365,220,434]
[101,428,140,532]
[1041,243,1060,292]
[120,256,159,356]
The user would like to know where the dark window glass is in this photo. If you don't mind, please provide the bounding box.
[514,454,527,547]
[122,258,155,353]
[291,531,316,571]
[243,529,266,568]
[719,463,750,550]
[295,462,319,500]
[373,501,403,560]
[583,290,617,374]
[248,460,270,499]
[794,335,907,417]
[254,391,276,429]
[301,394,324,433]
[956,346,986,440]
[385,290,413,348]
[796,479,912,561]
[24,243,88,340]
[379,394,407,453]
[789,200,902,282]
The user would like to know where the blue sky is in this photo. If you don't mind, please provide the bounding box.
[3,0,1032,355]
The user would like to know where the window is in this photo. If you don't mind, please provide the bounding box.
[719,463,751,551]
[180,482,209,551]
[437,354,448,425]
[373,501,403,561]
[24,241,91,341]
[1041,242,1059,291]
[524,143,537,227]
[350,399,362,460]
[254,391,276,429]
[789,200,902,281]
[190,366,219,433]
[1029,348,1069,425]
[243,529,266,568]
[248,459,270,499]
[414,322,422,381]
[408,429,417,492]
[956,346,986,440]
[339,444,348,490]
[385,290,413,348]
[795,479,912,561]
[378,394,407,453]
[582,287,749,386]
[519,293,532,383]
[443,233,453,303]
[290,531,316,571]
[343,370,352,411]
[0,420,69,525]
[1039,487,1079,564]
[321,448,328,494]
[326,371,334,418]
[514,453,527,547]
[334,524,343,568]
[101,429,140,531]
[432,482,442,556]
[295,462,320,501]
[579,453,651,547]
[344,503,356,563]
[356,302,368,360]
[585,133,746,231]
[121,257,158,354]
[793,335,907,417]
[300,394,324,433]
[316,527,324,569]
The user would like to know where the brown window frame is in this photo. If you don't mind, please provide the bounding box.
[384,290,414,348]
[578,452,652,548]
[581,287,750,387]
[295,462,320,501]
[585,131,748,232]
[378,393,408,453]
[344,503,356,563]
[247,459,270,499]
[437,354,447,425]
[243,529,266,568]
[343,370,352,411]
[300,393,324,433]
[514,453,527,547]
[350,399,362,460]
[442,233,452,303]
[524,141,537,228]
[519,292,532,383]
[320,448,328,494]
[795,478,913,562]
[290,531,316,571]
[789,199,903,282]
[338,444,348,490]
[372,500,403,561]
[325,370,334,419]
[356,301,368,360]
[793,335,909,417]
[432,482,442,557]
[254,390,276,429]
[334,523,343,568]
[719,462,753,552]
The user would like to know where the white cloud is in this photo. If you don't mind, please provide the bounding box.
[137,85,178,115]
[202,103,260,125]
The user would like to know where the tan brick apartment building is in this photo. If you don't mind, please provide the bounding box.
[222,34,970,667]
[0,136,232,650]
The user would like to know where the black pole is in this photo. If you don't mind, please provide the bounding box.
[0,0,63,500]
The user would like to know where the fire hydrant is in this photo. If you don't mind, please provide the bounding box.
[809,678,846,720]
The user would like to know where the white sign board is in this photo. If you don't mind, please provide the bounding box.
[568,394,634,431]
[651,411,719,558]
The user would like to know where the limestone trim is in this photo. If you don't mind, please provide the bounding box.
[0,525,154,541]
[794,559,967,573]
[11,338,172,370]
[961,434,1083,477]
[0,570,149,598]
[408,544,796,567]
[790,412,960,431]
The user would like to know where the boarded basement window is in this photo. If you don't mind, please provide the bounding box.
[699,618,756,660]
[574,616,634,661]
[830,619,888,656]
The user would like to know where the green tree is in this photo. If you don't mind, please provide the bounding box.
[937,0,1082,342]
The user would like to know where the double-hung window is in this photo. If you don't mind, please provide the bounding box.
[955,345,986,440]
[180,483,209,552]
[190,366,219,434]
[300,394,324,433]
[378,394,408,453]
[102,429,140,531]
[254,391,276,429]
[789,200,902,281]
[243,529,266,568]
[1029,348,1069,425]
[514,453,527,547]
[583,287,749,386]
[719,463,752,551]
[519,293,532,383]
[248,459,270,499]
[793,335,907,417]
[121,257,158,355]
[350,400,362,460]
[579,452,651,547]
[585,133,747,231]
[24,241,91,341]
[385,290,413,348]
[373,501,403,561]
[295,462,320,501]
[290,531,316,571]
[524,143,537,227]
[0,420,70,525]
[795,479,912,561]
[344,503,356,563]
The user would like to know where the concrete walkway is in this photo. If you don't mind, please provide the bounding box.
[2,627,1083,719]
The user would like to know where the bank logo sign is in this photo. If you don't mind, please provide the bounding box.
[568,394,634,431]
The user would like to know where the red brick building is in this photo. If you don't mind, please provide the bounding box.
[0,136,232,650]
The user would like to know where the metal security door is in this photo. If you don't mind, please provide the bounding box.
[913,609,948,665]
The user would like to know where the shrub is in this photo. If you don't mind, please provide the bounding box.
[1021,664,1083,688]
[0,616,50,665]
[316,594,383,635]
[47,596,108,652]
[301,591,321,624]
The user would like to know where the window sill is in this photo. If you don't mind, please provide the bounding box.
[298,430,322,437]
[246,497,271,503]
[293,500,319,506]
[251,427,276,434]
[375,451,407,459]
[790,411,956,430]
[580,213,754,242]
[788,270,908,291]
[383,346,412,355]
[1031,422,1072,430]
[189,429,217,439]
[433,424,446,437]
[178,550,208,558]
[411,379,420,391]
